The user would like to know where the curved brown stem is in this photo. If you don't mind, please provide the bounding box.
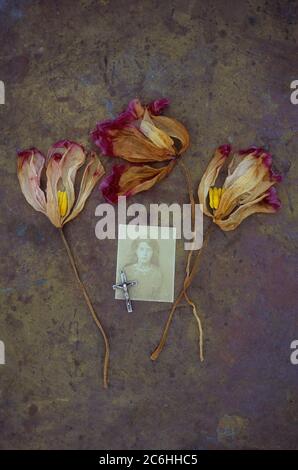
[183,289,204,361]
[151,222,213,361]
[59,227,110,388]
[154,159,204,360]
[177,160,202,355]
[178,159,196,224]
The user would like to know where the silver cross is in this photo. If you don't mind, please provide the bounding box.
[113,268,137,312]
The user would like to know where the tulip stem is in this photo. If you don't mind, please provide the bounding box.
[178,159,204,359]
[178,159,196,223]
[150,220,213,362]
[165,159,204,360]
[59,227,110,388]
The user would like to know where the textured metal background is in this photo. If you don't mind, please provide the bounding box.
[0,0,297,450]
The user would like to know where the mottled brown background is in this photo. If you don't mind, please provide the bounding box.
[0,0,297,450]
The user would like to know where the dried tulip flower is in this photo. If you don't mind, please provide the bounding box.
[17,140,110,388]
[198,145,282,230]
[151,144,282,363]
[91,98,190,202]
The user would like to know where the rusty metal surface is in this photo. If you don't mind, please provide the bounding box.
[0,0,297,450]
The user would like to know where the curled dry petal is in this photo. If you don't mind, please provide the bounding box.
[100,164,127,204]
[92,98,189,200]
[217,151,272,219]
[198,145,281,231]
[147,98,170,115]
[65,152,105,223]
[17,141,105,228]
[139,109,175,150]
[45,154,62,227]
[198,145,231,217]
[150,114,190,154]
[91,98,189,163]
[91,99,143,155]
[46,141,86,227]
[263,186,281,210]
[215,191,277,231]
[56,142,85,221]
[100,161,176,204]
[17,148,47,214]
[105,125,175,163]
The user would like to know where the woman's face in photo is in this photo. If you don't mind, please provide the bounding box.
[136,241,153,265]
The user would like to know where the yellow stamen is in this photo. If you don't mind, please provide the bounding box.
[209,186,224,210]
[208,187,214,209]
[58,190,68,217]
[213,187,219,209]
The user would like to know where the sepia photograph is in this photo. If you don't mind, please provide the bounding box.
[115,225,176,303]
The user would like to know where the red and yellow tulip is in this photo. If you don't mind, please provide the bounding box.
[91,98,189,202]
[17,140,104,226]
[198,145,282,231]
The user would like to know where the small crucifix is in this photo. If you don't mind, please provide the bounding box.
[113,269,137,312]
